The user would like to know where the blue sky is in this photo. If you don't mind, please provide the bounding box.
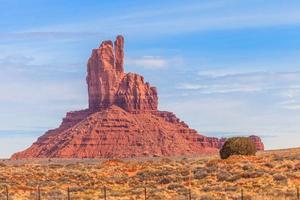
[1,0,300,158]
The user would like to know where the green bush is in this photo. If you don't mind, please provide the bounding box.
[220,137,256,159]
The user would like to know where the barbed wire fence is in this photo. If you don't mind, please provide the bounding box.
[1,183,300,200]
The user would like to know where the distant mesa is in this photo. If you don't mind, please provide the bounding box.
[11,35,264,159]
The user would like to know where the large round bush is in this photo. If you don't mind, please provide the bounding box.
[220,137,256,159]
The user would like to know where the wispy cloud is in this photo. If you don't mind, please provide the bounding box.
[0,80,86,104]
[7,1,300,40]
[126,56,183,69]
[280,100,300,110]
[177,83,261,93]
[0,31,105,40]
[0,52,84,74]
[178,71,300,95]
[279,88,300,110]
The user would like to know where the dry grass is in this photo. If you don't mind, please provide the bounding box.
[0,148,300,199]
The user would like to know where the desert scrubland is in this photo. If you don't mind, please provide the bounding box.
[0,148,300,200]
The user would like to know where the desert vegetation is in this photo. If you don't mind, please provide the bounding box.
[0,148,300,200]
[220,137,257,159]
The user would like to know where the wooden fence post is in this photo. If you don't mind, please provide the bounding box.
[5,185,9,200]
[67,187,70,200]
[144,187,147,200]
[241,188,244,200]
[37,186,41,200]
[188,188,191,200]
[103,186,107,200]
[189,166,192,200]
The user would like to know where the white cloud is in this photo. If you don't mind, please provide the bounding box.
[126,56,183,69]
[197,69,244,78]
[0,81,86,104]
[277,85,300,110]
[0,54,87,132]
[279,87,300,99]
[177,83,261,93]
[178,71,300,94]
[281,104,300,110]
[0,55,86,104]
[0,54,34,65]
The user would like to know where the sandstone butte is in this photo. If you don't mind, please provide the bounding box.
[11,36,264,159]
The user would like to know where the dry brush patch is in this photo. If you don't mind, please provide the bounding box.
[0,148,300,199]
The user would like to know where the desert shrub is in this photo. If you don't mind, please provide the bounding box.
[242,163,254,171]
[167,183,188,195]
[242,195,253,200]
[205,159,218,167]
[158,177,171,184]
[264,162,275,168]
[219,137,256,159]
[167,183,185,191]
[217,171,231,181]
[160,158,173,164]
[136,170,154,181]
[0,162,6,167]
[294,162,300,171]
[65,163,78,169]
[180,170,189,176]
[200,194,214,200]
[227,174,242,182]
[193,168,208,179]
[273,155,285,161]
[277,163,293,170]
[273,173,287,182]
[206,166,218,173]
[48,163,63,169]
[241,170,264,179]
[155,167,174,176]
[225,186,238,191]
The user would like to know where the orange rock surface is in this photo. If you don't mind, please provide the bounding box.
[86,35,157,112]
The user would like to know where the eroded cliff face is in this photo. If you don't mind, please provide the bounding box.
[87,39,122,111]
[11,35,263,159]
[115,73,158,111]
[249,135,265,151]
[87,35,158,112]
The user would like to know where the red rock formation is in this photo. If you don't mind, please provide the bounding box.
[249,135,264,151]
[115,73,158,112]
[218,137,227,149]
[87,39,121,111]
[11,35,263,159]
[86,35,157,112]
[114,35,124,73]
